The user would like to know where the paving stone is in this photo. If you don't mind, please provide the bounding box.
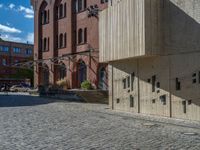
[0,94,199,150]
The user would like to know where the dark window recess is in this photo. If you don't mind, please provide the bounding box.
[64,33,67,47]
[193,79,197,84]
[101,0,108,4]
[160,95,166,105]
[64,3,67,17]
[152,99,156,104]
[130,95,134,107]
[192,73,197,84]
[78,28,83,44]
[127,76,130,88]
[182,100,186,114]
[147,79,151,83]
[192,73,196,77]
[152,75,156,92]
[176,78,181,91]
[156,82,160,88]
[59,34,63,48]
[123,78,126,89]
[157,90,160,93]
[116,98,120,104]
[188,100,192,105]
[84,0,87,9]
[44,38,47,51]
[84,28,87,43]
[131,72,135,91]
[47,38,49,50]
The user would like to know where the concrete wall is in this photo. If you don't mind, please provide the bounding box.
[100,0,200,62]
[110,52,200,121]
[102,0,200,121]
[99,0,162,62]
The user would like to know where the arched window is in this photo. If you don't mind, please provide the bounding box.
[84,0,87,9]
[44,10,47,24]
[42,64,49,86]
[78,60,87,86]
[44,38,47,51]
[78,0,82,12]
[59,63,66,80]
[47,10,49,23]
[64,3,67,17]
[39,1,48,25]
[59,4,63,18]
[60,34,63,48]
[47,37,49,50]
[78,29,83,44]
[84,28,87,43]
[64,33,67,47]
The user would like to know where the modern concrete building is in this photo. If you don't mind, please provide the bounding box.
[0,40,33,85]
[31,0,109,89]
[99,0,200,121]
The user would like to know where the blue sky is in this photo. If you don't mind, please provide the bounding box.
[0,0,34,44]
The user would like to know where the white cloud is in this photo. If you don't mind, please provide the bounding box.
[18,5,34,19]
[1,34,23,43]
[8,3,15,9]
[0,24,21,33]
[19,5,33,14]
[26,33,34,44]
[25,14,34,19]
[1,33,34,44]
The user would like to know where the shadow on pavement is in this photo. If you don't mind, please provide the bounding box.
[0,93,55,107]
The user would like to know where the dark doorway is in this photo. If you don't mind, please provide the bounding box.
[78,60,87,86]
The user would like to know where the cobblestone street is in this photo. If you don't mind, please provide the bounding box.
[0,93,199,150]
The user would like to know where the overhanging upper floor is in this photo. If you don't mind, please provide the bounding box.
[99,0,162,62]
[100,0,200,63]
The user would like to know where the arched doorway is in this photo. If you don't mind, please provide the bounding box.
[58,63,66,80]
[98,67,107,90]
[42,64,49,86]
[78,60,87,86]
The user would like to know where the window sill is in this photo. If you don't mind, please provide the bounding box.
[41,22,50,25]
[42,50,49,52]
[57,16,66,21]
[58,46,67,50]
[76,9,87,14]
[76,43,87,46]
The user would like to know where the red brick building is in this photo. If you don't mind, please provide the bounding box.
[31,0,108,89]
[0,40,33,85]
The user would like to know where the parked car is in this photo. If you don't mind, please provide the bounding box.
[10,85,30,92]
[0,84,10,92]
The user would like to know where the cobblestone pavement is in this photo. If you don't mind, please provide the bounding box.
[0,93,200,150]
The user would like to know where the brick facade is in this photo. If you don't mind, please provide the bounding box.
[31,0,108,89]
[0,40,33,85]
